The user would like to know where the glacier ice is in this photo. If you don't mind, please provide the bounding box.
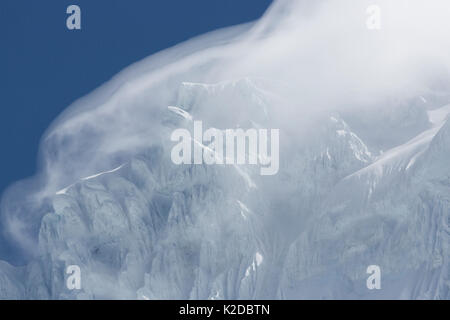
[1,0,450,300]
[0,79,449,299]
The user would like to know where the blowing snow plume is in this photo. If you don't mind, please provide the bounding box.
[1,0,450,299]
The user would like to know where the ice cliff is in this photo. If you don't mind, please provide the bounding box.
[0,79,449,299]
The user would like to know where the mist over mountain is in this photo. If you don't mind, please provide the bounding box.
[1,0,450,299]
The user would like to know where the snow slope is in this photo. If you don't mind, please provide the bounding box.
[0,79,448,299]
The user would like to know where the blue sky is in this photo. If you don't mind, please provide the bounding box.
[0,0,272,200]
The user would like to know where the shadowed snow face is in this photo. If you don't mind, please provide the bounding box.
[1,0,450,262]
